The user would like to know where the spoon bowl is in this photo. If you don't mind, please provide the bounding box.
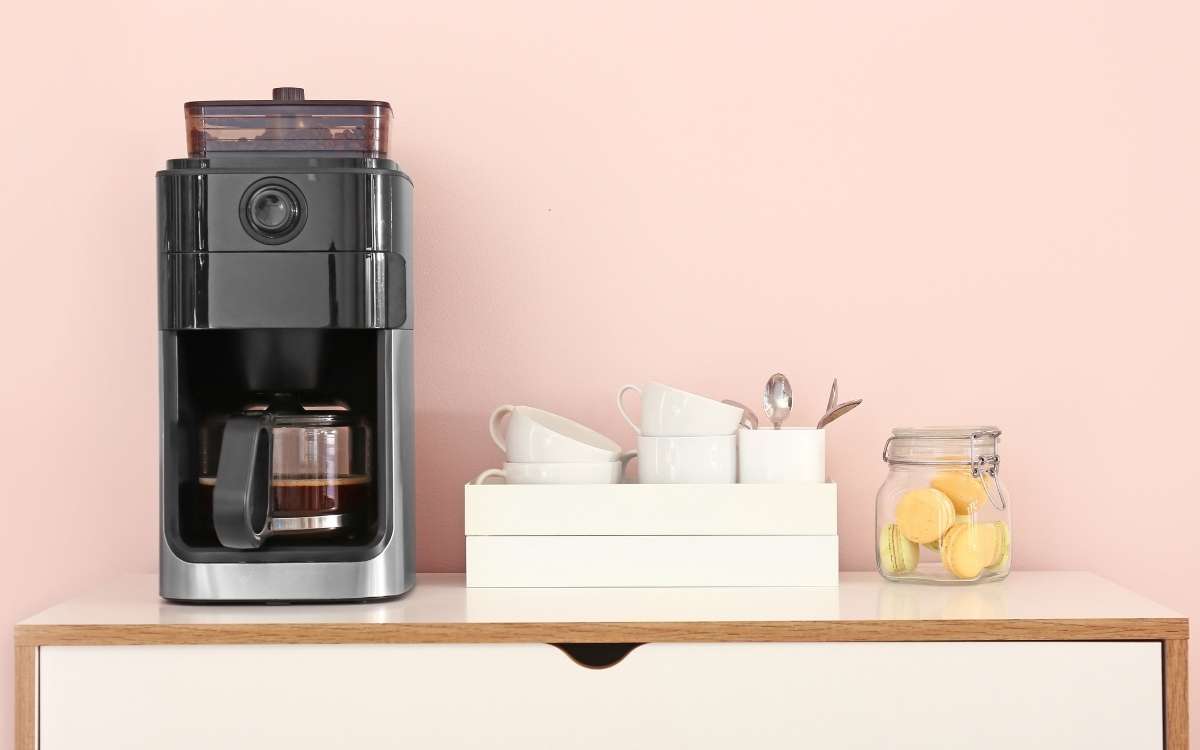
[816,399,862,429]
[763,373,792,430]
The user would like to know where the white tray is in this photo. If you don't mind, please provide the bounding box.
[464,482,837,536]
[466,535,839,588]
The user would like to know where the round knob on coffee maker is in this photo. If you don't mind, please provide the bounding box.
[272,87,305,101]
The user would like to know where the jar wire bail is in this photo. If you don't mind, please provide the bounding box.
[882,429,1006,510]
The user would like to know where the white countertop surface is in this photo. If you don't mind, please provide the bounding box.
[19,572,1183,627]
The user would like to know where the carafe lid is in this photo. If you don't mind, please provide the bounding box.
[237,395,359,428]
[185,87,392,158]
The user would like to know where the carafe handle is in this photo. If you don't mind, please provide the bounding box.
[213,415,274,550]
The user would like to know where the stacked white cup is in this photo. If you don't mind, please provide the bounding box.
[474,405,633,484]
[617,382,750,483]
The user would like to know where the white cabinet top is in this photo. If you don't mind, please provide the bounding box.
[17,572,1185,647]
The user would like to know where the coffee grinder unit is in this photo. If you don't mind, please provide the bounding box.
[158,87,414,602]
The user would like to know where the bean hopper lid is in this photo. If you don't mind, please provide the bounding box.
[185,87,392,158]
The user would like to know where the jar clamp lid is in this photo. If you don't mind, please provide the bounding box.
[883,426,1000,466]
[882,426,1007,510]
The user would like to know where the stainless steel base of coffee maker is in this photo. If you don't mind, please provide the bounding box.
[159,531,414,603]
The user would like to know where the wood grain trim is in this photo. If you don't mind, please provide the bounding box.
[15,645,36,750]
[1164,639,1188,750]
[15,617,1187,647]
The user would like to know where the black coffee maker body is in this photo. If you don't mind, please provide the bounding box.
[158,88,414,602]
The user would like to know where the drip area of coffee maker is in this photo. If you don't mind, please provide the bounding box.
[158,88,414,602]
[183,334,379,551]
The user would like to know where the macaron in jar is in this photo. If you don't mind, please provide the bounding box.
[876,427,1011,584]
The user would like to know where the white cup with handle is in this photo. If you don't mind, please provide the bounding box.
[617,382,752,436]
[634,434,736,483]
[474,452,636,485]
[490,405,622,462]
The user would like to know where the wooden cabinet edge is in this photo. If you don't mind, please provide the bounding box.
[1164,639,1188,750]
[14,617,1188,647]
[15,645,35,750]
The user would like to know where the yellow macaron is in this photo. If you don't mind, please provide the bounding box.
[879,523,920,575]
[986,520,1011,570]
[940,522,996,580]
[930,471,988,515]
[895,488,956,545]
[923,515,971,551]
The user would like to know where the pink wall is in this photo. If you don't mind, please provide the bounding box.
[2,0,1197,740]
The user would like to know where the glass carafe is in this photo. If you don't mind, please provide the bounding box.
[198,397,371,549]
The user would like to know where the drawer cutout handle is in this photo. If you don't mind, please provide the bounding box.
[552,643,644,670]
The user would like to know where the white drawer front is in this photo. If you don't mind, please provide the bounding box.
[40,641,1162,749]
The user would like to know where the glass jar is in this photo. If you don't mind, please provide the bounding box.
[876,426,1011,584]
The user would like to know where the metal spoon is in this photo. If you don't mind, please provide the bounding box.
[825,378,838,414]
[763,373,792,430]
[816,399,862,429]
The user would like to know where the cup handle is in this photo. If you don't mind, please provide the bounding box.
[472,468,507,485]
[212,414,274,550]
[723,399,759,430]
[617,450,638,483]
[616,385,642,434]
[488,405,515,453]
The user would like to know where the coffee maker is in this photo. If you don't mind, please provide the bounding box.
[158,87,414,602]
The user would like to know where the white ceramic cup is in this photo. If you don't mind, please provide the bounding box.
[473,453,635,485]
[617,382,751,436]
[635,434,736,484]
[490,405,622,462]
[737,427,826,483]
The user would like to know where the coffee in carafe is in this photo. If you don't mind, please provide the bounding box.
[268,476,371,517]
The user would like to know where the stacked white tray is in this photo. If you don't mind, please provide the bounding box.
[464,483,838,587]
